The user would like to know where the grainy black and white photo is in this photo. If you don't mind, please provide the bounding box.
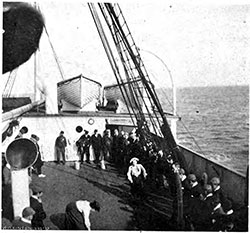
[2,1,249,231]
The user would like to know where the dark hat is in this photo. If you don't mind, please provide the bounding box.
[90,200,100,212]
[22,207,35,218]
[60,131,64,134]
[31,134,39,141]
[84,130,89,134]
[20,126,28,134]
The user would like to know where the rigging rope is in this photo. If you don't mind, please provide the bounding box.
[114,34,162,135]
[36,4,65,82]
[99,4,153,136]
[178,118,204,154]
[137,47,205,155]
[155,87,205,155]
[88,3,137,126]
[3,68,18,98]
[104,4,166,123]
[43,25,65,81]
[99,3,163,137]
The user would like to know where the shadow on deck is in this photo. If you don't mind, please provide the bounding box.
[2,161,174,230]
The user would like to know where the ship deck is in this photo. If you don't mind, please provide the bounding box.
[29,161,174,230]
[2,150,248,231]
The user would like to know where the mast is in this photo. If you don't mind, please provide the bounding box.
[34,2,37,102]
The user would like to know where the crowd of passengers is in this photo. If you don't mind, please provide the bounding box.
[74,127,243,231]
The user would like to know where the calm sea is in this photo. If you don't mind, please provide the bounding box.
[159,85,249,175]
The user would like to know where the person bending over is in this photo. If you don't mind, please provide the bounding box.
[65,200,100,230]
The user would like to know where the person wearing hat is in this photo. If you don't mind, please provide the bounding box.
[12,207,35,229]
[76,130,90,164]
[30,186,47,229]
[112,129,119,164]
[210,177,233,215]
[127,131,142,161]
[15,126,28,139]
[127,157,147,199]
[183,173,203,211]
[90,129,102,164]
[184,184,219,231]
[55,131,67,165]
[102,129,113,163]
[30,134,45,178]
[64,200,101,230]
[187,174,203,199]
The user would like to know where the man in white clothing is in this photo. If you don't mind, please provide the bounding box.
[127,157,147,199]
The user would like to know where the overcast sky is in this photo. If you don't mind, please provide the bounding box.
[3,0,250,96]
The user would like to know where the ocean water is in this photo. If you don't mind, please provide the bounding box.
[159,85,249,175]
